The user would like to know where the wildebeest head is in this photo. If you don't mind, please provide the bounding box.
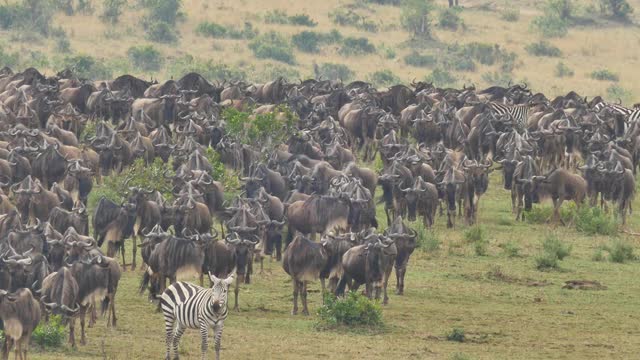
[224,232,259,276]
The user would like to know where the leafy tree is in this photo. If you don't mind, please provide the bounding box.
[100,0,126,24]
[599,0,633,20]
[401,0,435,39]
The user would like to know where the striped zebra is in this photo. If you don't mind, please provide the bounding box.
[489,102,531,132]
[160,273,234,360]
[594,101,633,116]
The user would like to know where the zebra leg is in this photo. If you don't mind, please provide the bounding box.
[199,322,209,360]
[212,322,224,360]
[164,318,174,360]
[172,325,185,360]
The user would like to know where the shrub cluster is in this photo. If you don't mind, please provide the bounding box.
[248,31,296,64]
[329,8,379,32]
[590,69,619,81]
[127,45,163,72]
[525,41,562,57]
[555,62,574,77]
[316,292,383,330]
[367,69,401,88]
[196,21,257,40]
[314,62,355,81]
[32,315,66,349]
[535,233,571,270]
[339,37,376,56]
[167,55,246,82]
[439,7,464,30]
[291,30,342,53]
[574,207,618,235]
[264,10,317,27]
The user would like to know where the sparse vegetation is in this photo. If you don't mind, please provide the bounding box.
[316,293,384,330]
[292,30,342,53]
[401,0,435,39]
[32,315,66,349]
[339,37,376,56]
[404,51,436,67]
[525,41,562,57]
[590,69,619,81]
[248,31,296,64]
[314,62,354,81]
[599,0,634,21]
[500,8,520,22]
[531,0,573,38]
[329,7,379,32]
[606,84,633,104]
[100,0,126,24]
[555,62,574,77]
[439,7,464,30]
[500,241,521,258]
[264,10,317,27]
[605,239,636,263]
[196,21,257,40]
[367,69,401,87]
[127,45,163,72]
[167,55,246,81]
[574,207,618,235]
[446,328,466,342]
[426,67,457,87]
[416,228,440,252]
[535,233,571,270]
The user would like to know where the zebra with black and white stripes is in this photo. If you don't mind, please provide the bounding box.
[489,102,531,132]
[160,273,235,360]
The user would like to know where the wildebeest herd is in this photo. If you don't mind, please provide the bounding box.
[0,66,636,359]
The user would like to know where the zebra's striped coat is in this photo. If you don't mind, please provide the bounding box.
[160,274,234,360]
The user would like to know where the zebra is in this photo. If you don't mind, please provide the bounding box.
[160,273,235,360]
[489,102,531,133]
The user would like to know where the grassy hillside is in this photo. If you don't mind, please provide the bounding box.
[1,0,640,101]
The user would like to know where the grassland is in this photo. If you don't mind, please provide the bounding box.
[2,0,640,101]
[33,169,640,360]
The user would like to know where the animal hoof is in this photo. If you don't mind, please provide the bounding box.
[291,310,297,315]
[302,310,309,316]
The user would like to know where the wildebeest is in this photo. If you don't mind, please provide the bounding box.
[40,267,81,347]
[282,234,328,315]
[285,194,351,243]
[0,288,41,360]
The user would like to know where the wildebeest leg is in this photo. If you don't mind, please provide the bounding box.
[69,316,76,348]
[121,242,127,271]
[365,281,373,299]
[301,281,310,316]
[385,207,391,227]
[131,236,138,271]
[511,189,517,213]
[245,260,252,284]
[233,276,240,311]
[383,266,393,304]
[80,306,87,346]
[89,301,97,327]
[320,278,326,304]
[109,293,117,327]
[3,337,12,360]
[291,279,299,315]
[395,265,402,295]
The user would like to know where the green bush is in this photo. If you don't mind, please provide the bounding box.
[339,37,376,56]
[442,55,475,72]
[417,228,440,252]
[542,234,571,260]
[531,14,568,38]
[89,158,174,210]
[525,206,553,224]
[142,0,181,25]
[222,106,296,147]
[606,85,633,104]
[32,315,65,348]
[144,20,178,43]
[0,0,54,35]
[0,45,20,68]
[481,71,512,87]
[100,0,126,24]
[401,0,435,39]
[555,62,574,77]
[404,51,437,67]
[590,69,619,81]
[248,31,296,64]
[291,31,326,53]
[315,62,354,81]
[204,148,226,182]
[264,10,317,27]
[196,21,257,40]
[254,63,300,83]
[426,67,456,87]
[439,7,464,30]
[59,54,112,79]
[592,248,606,262]
[535,252,559,270]
[500,241,521,258]
[462,225,484,243]
[127,45,163,72]
[316,292,383,330]
[574,207,618,235]
[329,8,379,32]
[367,69,401,88]
[379,44,396,59]
[500,8,520,21]
[525,41,562,57]
[446,328,466,342]
[599,0,633,20]
[606,240,635,263]
[167,55,246,82]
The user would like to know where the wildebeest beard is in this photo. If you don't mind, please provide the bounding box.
[446,183,457,211]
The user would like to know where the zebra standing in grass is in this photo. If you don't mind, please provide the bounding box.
[160,273,235,360]
[489,102,531,133]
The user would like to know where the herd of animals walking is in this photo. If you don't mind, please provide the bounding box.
[0,66,635,359]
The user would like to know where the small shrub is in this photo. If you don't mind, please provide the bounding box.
[496,216,513,226]
[329,8,379,32]
[446,328,466,342]
[379,44,396,59]
[525,41,562,57]
[607,240,635,263]
[100,0,126,24]
[425,67,457,87]
[542,234,571,260]
[248,31,295,64]
[535,252,559,270]
[367,69,401,88]
[32,315,65,348]
[442,55,475,72]
[142,0,182,25]
[574,207,618,235]
[144,20,178,43]
[531,14,568,38]
[599,0,634,21]
[501,8,520,21]
[167,55,246,82]
[464,226,486,243]
[55,36,71,53]
[264,10,317,27]
[339,37,376,56]
[254,63,300,83]
[60,54,112,79]
[555,62,574,78]
[0,45,19,68]
[195,21,257,40]
[315,62,354,81]
[316,292,383,330]
[439,7,464,30]
[401,0,435,39]
[404,51,436,67]
[592,248,606,262]
[606,85,633,104]
[292,31,324,53]
[590,69,619,81]
[417,228,440,252]
[127,45,163,72]
[474,239,489,256]
[525,206,553,224]
[500,241,521,258]
[451,353,472,360]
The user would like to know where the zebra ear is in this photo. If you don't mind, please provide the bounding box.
[208,272,220,284]
[223,273,235,286]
